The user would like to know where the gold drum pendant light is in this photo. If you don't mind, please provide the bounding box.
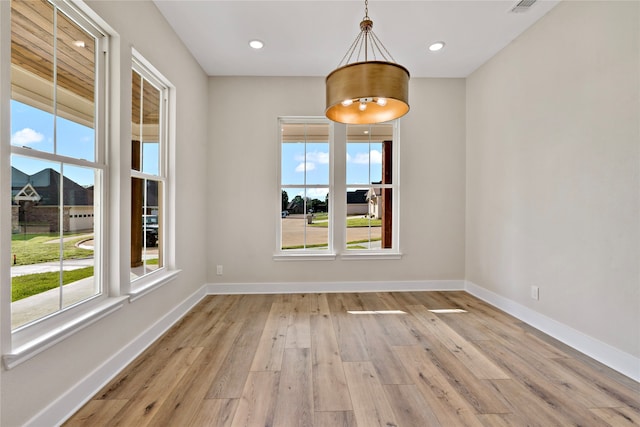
[326,1,410,124]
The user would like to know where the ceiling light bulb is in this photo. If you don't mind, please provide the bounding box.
[359,101,367,111]
[341,99,353,107]
[428,41,445,52]
[249,40,264,49]
[376,98,387,107]
[73,40,85,48]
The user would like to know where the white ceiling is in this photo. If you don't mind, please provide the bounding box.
[153,0,559,78]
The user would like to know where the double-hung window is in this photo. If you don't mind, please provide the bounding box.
[8,0,107,331]
[279,118,331,254]
[277,118,400,258]
[129,54,172,288]
[345,122,398,254]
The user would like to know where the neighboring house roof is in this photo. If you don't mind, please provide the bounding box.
[346,189,368,204]
[14,183,41,202]
[11,167,93,206]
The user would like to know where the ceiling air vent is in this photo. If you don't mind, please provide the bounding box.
[510,0,537,13]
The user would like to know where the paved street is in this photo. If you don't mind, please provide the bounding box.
[281,215,381,248]
[10,258,94,277]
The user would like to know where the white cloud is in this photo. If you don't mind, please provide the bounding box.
[307,151,329,164]
[294,150,329,164]
[350,150,382,165]
[370,149,382,164]
[295,162,316,172]
[306,188,329,200]
[11,128,44,145]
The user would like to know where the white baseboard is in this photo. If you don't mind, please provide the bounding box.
[206,279,465,295]
[465,280,640,382]
[26,285,208,427]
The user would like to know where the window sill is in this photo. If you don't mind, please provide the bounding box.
[3,296,127,370]
[340,252,403,260]
[273,253,337,261]
[129,269,181,302]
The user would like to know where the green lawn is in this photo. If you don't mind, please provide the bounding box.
[12,267,94,302]
[11,233,95,301]
[309,217,382,228]
[281,237,380,250]
[11,233,93,265]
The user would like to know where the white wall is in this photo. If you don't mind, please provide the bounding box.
[466,0,639,359]
[207,77,466,285]
[1,1,209,425]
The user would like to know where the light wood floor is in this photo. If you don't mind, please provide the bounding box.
[65,292,640,426]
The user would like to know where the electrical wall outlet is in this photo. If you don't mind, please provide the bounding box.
[531,285,539,300]
[216,265,223,275]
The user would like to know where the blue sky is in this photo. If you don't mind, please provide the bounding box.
[281,140,383,201]
[11,100,159,187]
[11,100,96,186]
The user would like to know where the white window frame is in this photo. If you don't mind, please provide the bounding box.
[341,121,402,260]
[127,49,179,300]
[0,0,128,369]
[275,117,402,261]
[275,117,335,260]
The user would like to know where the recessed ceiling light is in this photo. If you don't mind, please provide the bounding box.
[73,40,85,48]
[249,40,264,49]
[428,41,445,52]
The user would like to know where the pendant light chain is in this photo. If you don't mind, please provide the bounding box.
[336,0,397,67]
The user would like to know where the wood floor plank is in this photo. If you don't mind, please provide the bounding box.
[342,361,399,427]
[310,313,353,412]
[356,313,413,385]
[394,345,484,427]
[590,407,640,426]
[250,302,291,371]
[383,384,442,426]
[443,292,569,360]
[230,371,280,427]
[327,294,369,361]
[180,295,243,348]
[401,336,511,414]
[477,413,522,427]
[95,318,198,401]
[206,303,270,398]
[105,346,202,427]
[484,379,575,426]
[189,399,238,427]
[286,293,312,349]
[478,329,625,410]
[272,348,314,426]
[147,318,244,426]
[314,411,358,427]
[62,399,128,427]
[553,357,640,413]
[372,311,420,347]
[476,339,616,425]
[407,304,510,380]
[308,293,331,315]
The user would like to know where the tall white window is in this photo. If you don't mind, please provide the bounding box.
[346,123,398,252]
[130,57,170,285]
[9,0,107,329]
[279,118,331,252]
